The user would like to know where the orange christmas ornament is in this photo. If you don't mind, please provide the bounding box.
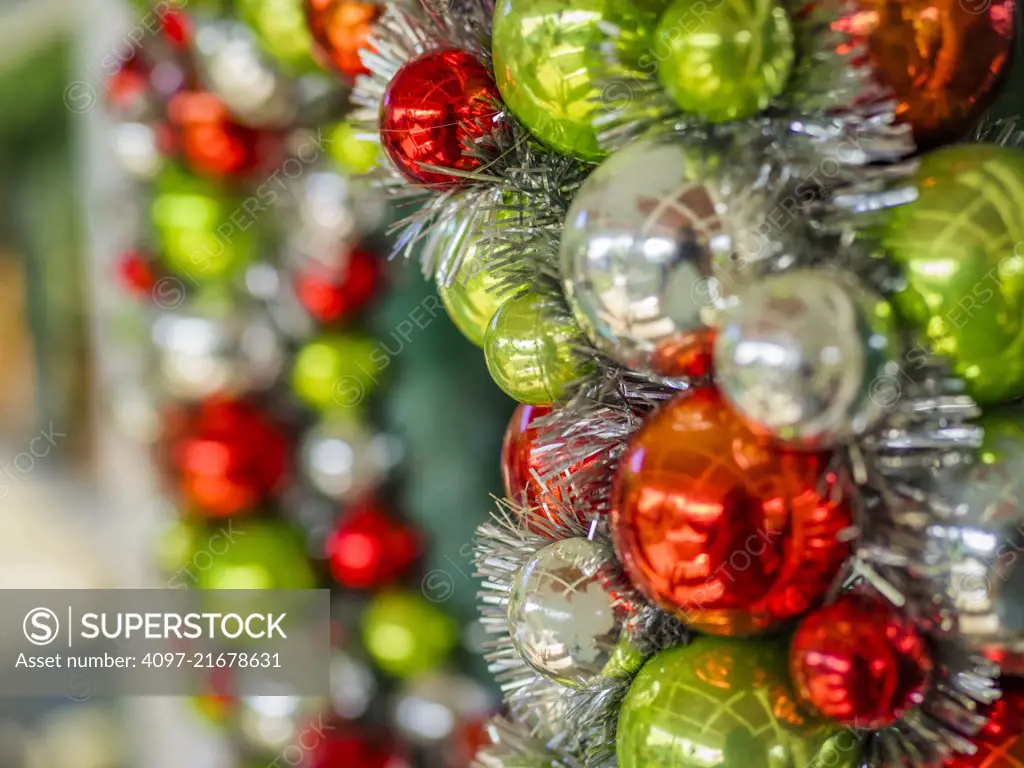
[610,386,853,636]
[306,0,380,77]
[836,0,1016,146]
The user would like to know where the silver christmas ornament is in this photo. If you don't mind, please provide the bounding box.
[560,137,767,376]
[300,415,397,501]
[330,649,377,720]
[193,20,297,128]
[714,269,900,447]
[392,672,492,746]
[236,694,330,754]
[151,299,285,399]
[111,122,165,180]
[506,538,641,690]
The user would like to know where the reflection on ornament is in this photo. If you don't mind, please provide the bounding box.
[715,270,899,447]
[838,0,1017,146]
[361,591,458,678]
[883,145,1024,404]
[491,0,608,161]
[168,397,289,516]
[507,538,642,689]
[291,332,385,410]
[326,497,419,587]
[611,387,852,635]
[306,0,380,77]
[790,594,932,728]
[380,49,501,188]
[617,636,859,768]
[561,138,748,376]
[152,298,285,399]
[484,292,592,405]
[656,0,794,121]
[300,415,393,501]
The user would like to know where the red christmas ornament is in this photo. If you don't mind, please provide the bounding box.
[106,52,151,115]
[115,250,158,297]
[835,0,1016,146]
[168,92,283,179]
[947,679,1024,768]
[501,404,603,530]
[295,249,383,324]
[306,0,380,77]
[326,497,420,588]
[380,48,501,189]
[301,722,408,768]
[157,8,192,48]
[651,328,716,380]
[789,594,932,728]
[610,386,853,636]
[168,398,289,516]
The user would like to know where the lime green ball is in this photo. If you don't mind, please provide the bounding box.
[484,292,592,405]
[291,332,385,411]
[158,520,316,591]
[883,144,1024,405]
[491,0,612,162]
[152,170,257,283]
[655,0,794,122]
[618,636,860,768]
[325,121,382,176]
[361,591,457,678]
[236,0,318,74]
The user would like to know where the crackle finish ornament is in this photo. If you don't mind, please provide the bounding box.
[561,137,761,378]
[611,387,853,635]
[883,145,1024,405]
[507,538,643,689]
[714,269,900,447]
[618,635,860,768]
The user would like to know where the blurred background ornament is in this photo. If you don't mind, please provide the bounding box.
[151,168,260,283]
[611,386,852,635]
[323,120,381,175]
[506,538,642,689]
[111,122,168,180]
[235,694,331,755]
[790,594,932,728]
[152,296,285,399]
[883,144,1024,404]
[167,397,289,516]
[300,721,410,768]
[490,0,608,161]
[325,496,420,588]
[330,648,378,719]
[392,672,493,747]
[714,269,900,447]
[617,635,858,768]
[306,0,380,78]
[379,49,501,188]
[361,590,458,678]
[561,137,755,378]
[655,0,794,121]
[484,292,592,405]
[946,679,1024,768]
[300,414,394,501]
[293,247,382,324]
[236,0,320,74]
[838,0,1017,146]
[290,331,384,410]
[192,20,299,128]
[114,249,159,298]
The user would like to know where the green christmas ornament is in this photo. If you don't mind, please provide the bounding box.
[432,205,522,348]
[491,0,611,162]
[361,591,458,678]
[618,636,859,768]
[291,332,385,411]
[236,0,318,74]
[152,169,258,283]
[325,121,382,176]
[484,292,592,405]
[655,0,794,122]
[883,144,1024,404]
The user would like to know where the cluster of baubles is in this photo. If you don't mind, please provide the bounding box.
[109,2,491,764]
[365,0,1024,764]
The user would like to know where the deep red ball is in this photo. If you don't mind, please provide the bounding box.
[502,404,602,531]
[790,594,932,728]
[947,679,1024,768]
[379,48,500,189]
[326,497,420,588]
[115,250,158,297]
[168,398,289,516]
[301,722,408,768]
[295,249,383,324]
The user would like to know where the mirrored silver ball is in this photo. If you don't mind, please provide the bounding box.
[300,416,396,501]
[714,269,899,447]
